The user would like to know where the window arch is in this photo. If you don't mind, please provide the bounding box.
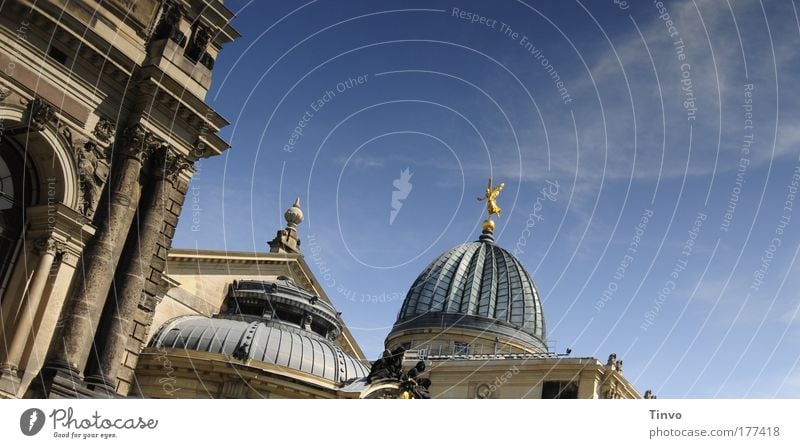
[0,140,33,301]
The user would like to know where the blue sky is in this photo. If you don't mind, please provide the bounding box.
[173,0,800,398]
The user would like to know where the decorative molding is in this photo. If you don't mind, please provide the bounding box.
[22,97,75,144]
[92,118,116,144]
[0,87,11,102]
[25,98,56,132]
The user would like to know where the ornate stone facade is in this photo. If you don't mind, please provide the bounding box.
[0,0,239,398]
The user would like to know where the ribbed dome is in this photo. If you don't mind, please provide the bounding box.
[150,316,369,383]
[149,278,369,384]
[389,232,547,353]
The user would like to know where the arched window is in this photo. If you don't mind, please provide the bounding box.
[0,140,31,302]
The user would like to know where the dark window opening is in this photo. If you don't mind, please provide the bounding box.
[47,45,68,65]
[454,342,470,355]
[0,142,32,303]
[541,381,578,399]
[185,23,210,64]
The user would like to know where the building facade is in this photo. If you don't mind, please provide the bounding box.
[0,0,238,398]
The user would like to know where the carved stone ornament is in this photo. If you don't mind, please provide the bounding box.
[56,120,73,144]
[150,148,191,183]
[26,98,56,131]
[191,139,207,160]
[0,87,11,102]
[60,251,80,265]
[77,142,111,218]
[365,348,431,399]
[367,348,405,383]
[33,237,64,256]
[475,383,493,399]
[92,118,116,144]
[120,123,165,162]
[153,0,187,47]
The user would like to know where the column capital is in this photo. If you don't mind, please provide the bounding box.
[152,149,193,183]
[33,237,64,256]
[118,124,166,162]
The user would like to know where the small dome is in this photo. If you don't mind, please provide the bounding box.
[150,316,369,383]
[388,232,546,353]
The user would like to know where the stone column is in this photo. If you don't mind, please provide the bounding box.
[45,124,159,378]
[86,149,189,390]
[0,238,61,373]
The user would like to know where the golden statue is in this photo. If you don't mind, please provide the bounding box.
[478,178,504,216]
[477,178,504,232]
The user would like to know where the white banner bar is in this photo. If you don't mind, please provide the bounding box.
[2,399,798,447]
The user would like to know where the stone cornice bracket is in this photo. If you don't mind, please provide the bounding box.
[24,97,56,132]
[191,139,208,161]
[92,117,117,145]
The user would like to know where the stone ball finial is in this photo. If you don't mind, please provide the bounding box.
[285,197,304,227]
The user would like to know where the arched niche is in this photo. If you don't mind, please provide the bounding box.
[0,105,81,211]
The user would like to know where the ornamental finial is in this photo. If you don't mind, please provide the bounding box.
[477,178,504,233]
[285,197,304,228]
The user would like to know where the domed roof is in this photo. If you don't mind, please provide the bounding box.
[149,278,369,384]
[150,316,369,383]
[390,229,547,353]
